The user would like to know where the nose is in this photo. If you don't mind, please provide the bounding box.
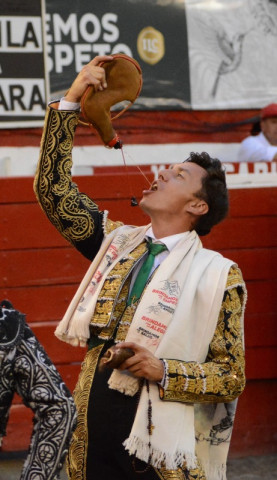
[158,168,171,181]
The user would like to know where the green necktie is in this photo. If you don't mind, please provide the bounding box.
[128,241,167,306]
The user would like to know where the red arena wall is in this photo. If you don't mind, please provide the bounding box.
[0,110,276,456]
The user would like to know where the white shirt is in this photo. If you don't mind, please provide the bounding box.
[237,132,277,162]
[59,98,80,111]
[129,228,190,291]
[145,227,190,271]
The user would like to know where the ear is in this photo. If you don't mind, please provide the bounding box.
[186,199,209,217]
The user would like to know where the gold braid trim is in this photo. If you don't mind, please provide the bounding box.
[105,216,124,234]
[89,241,147,331]
[155,460,206,479]
[67,344,104,480]
[155,468,184,480]
[225,265,244,290]
[34,106,99,245]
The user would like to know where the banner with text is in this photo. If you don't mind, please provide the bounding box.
[1,0,277,128]
[0,0,48,128]
[45,0,190,109]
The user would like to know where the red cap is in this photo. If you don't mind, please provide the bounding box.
[261,103,277,120]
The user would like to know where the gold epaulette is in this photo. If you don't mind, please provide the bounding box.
[105,217,124,235]
[226,265,244,290]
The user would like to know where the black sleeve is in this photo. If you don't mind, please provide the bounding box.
[34,105,104,261]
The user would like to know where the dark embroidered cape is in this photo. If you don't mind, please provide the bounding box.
[0,300,77,480]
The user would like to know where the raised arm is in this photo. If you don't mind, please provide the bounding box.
[34,56,121,261]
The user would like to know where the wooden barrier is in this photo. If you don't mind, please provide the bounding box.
[0,172,276,456]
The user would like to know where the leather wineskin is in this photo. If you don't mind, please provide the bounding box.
[98,345,135,372]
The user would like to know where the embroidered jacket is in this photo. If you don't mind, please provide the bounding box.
[34,106,246,480]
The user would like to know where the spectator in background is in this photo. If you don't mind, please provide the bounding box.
[0,300,77,480]
[237,103,277,162]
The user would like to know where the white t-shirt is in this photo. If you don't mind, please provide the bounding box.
[237,132,277,162]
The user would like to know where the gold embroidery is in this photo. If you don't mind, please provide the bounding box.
[115,302,136,342]
[67,344,104,480]
[226,265,244,289]
[156,460,206,480]
[105,217,124,234]
[155,467,185,479]
[161,267,246,404]
[185,463,207,480]
[34,107,99,244]
[90,242,147,331]
[115,321,131,342]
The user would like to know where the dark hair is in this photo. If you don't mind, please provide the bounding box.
[184,152,229,236]
[250,120,261,136]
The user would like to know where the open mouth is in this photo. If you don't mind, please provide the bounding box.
[142,181,158,196]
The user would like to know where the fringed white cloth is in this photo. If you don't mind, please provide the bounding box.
[123,378,197,470]
[55,224,149,346]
